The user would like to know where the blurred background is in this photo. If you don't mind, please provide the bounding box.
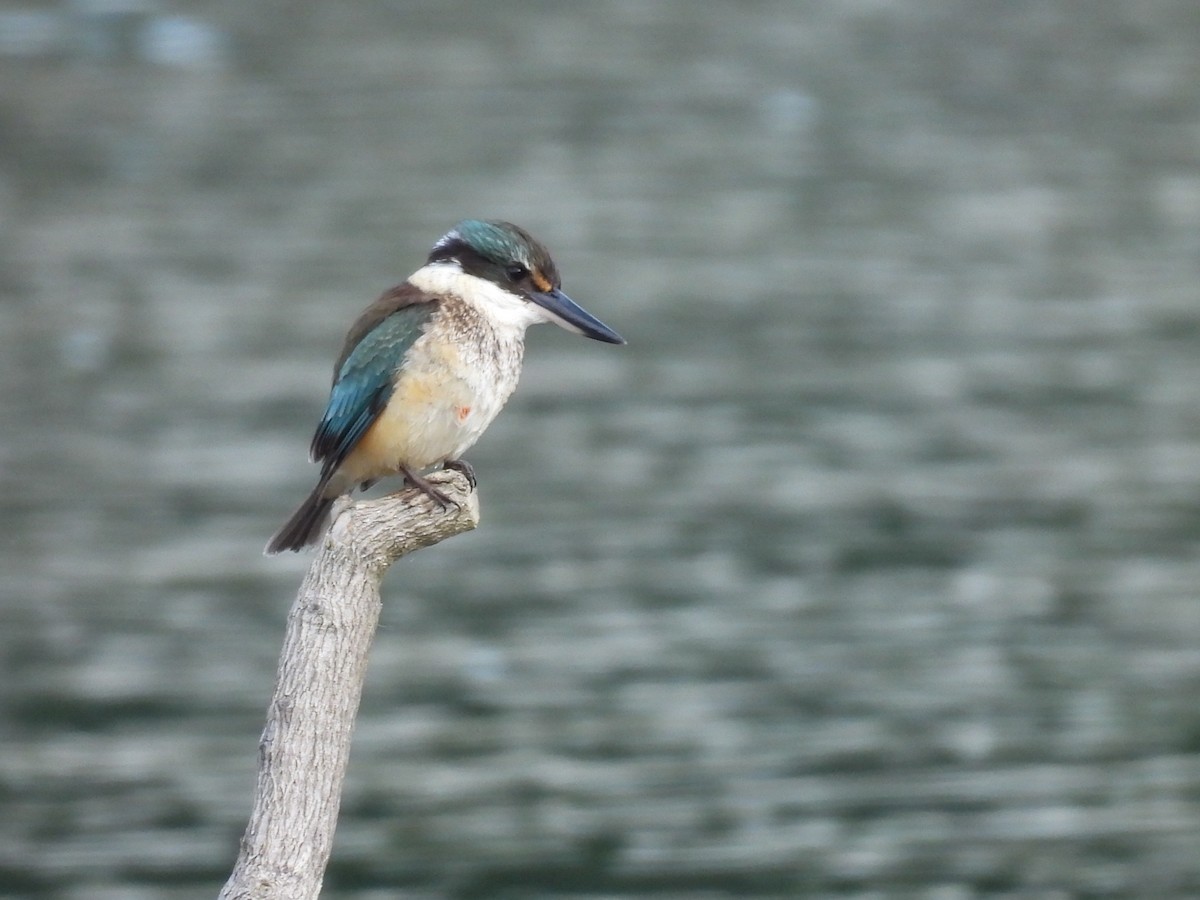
[3,1,1200,897]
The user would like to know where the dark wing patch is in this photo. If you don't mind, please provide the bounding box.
[309,302,436,479]
[332,283,433,376]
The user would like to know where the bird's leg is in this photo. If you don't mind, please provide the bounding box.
[398,464,455,509]
[443,458,477,490]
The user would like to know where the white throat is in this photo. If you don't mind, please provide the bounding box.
[409,261,548,334]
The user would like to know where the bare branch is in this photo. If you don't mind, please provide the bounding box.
[220,469,479,900]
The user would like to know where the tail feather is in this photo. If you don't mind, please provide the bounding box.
[265,487,337,555]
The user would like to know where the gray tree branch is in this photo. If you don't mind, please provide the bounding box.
[220,469,479,900]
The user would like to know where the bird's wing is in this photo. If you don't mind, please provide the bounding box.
[310,294,436,478]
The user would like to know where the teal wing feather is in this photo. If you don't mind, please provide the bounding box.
[310,302,435,480]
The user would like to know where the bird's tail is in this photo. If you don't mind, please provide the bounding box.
[265,486,337,555]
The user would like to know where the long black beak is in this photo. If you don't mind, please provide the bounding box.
[530,288,625,344]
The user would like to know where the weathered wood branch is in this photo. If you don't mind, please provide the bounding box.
[220,469,479,900]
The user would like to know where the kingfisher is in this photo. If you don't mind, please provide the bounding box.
[265,219,625,554]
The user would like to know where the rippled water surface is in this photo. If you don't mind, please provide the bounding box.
[4,2,1200,897]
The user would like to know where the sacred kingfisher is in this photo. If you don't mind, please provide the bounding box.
[266,220,625,554]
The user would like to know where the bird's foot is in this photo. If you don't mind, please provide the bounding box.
[443,458,477,490]
[399,465,457,509]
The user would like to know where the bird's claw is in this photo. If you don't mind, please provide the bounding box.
[400,463,472,510]
[443,459,477,490]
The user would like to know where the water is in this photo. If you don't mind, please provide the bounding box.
[3,2,1200,897]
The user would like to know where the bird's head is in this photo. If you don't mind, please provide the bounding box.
[427,220,624,344]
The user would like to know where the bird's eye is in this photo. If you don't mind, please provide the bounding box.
[505,264,529,283]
